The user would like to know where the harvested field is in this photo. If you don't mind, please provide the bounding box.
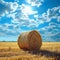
[0,42,60,60]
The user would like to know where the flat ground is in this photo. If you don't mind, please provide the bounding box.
[0,42,60,60]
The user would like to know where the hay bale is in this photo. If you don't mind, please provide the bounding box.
[18,30,42,50]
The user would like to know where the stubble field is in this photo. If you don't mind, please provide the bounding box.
[0,42,60,60]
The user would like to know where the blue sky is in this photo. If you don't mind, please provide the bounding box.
[0,0,60,41]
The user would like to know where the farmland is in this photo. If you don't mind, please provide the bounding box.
[0,42,60,60]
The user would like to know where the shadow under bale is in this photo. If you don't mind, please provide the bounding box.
[26,50,60,60]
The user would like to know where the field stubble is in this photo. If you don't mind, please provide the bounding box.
[0,42,60,60]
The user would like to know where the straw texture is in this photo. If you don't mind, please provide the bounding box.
[18,30,42,50]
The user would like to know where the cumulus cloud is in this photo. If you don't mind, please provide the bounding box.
[42,6,60,22]
[41,22,60,34]
[6,6,60,30]
[0,23,23,36]
[39,22,60,41]
[0,0,18,16]
[25,0,44,7]
[0,0,60,42]
[37,6,60,41]
[0,0,39,29]
[33,6,60,27]
[7,3,39,28]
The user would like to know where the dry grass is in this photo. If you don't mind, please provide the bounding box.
[0,42,60,60]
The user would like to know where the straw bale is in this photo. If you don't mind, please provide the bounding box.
[18,30,42,50]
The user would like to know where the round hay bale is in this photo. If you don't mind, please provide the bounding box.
[18,30,42,50]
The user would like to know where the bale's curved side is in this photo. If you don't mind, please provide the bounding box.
[18,30,42,50]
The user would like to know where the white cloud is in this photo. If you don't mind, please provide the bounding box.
[0,32,6,36]
[39,21,60,39]
[9,2,18,12]
[20,4,38,15]
[46,6,60,22]
[38,10,60,41]
[0,23,23,36]
[0,0,39,29]
[25,0,44,7]
[0,24,8,31]
[0,0,60,41]
[8,6,60,29]
[57,16,60,22]
[27,19,38,27]
[0,0,18,16]
[7,4,39,28]
[35,6,60,24]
